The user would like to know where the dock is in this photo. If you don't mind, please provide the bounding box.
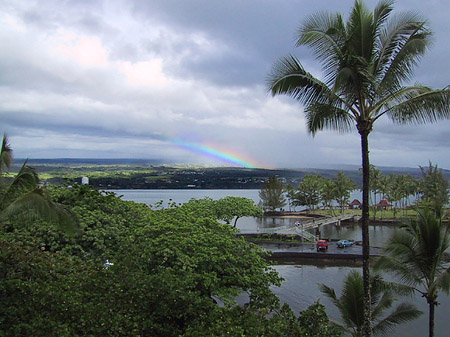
[256,214,359,241]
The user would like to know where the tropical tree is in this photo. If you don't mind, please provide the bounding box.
[333,172,357,213]
[320,178,337,214]
[418,162,449,217]
[0,135,78,233]
[320,270,421,337]
[214,196,263,227]
[401,174,418,215]
[374,208,450,337]
[295,174,323,212]
[267,1,450,334]
[259,176,286,212]
[386,174,404,217]
[285,183,297,211]
[377,175,390,219]
[368,165,382,220]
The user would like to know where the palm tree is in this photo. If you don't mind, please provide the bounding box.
[374,208,450,337]
[320,178,337,215]
[377,175,389,220]
[418,162,449,218]
[267,1,450,335]
[0,134,78,234]
[320,270,421,337]
[368,165,382,220]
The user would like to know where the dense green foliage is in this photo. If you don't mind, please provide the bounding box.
[1,184,340,336]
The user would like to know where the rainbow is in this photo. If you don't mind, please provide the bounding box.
[172,139,263,168]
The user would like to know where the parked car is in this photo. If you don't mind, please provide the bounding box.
[316,240,329,252]
[337,240,354,248]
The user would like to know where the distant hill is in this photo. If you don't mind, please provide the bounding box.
[18,158,167,165]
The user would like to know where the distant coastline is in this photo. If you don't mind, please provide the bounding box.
[12,159,449,190]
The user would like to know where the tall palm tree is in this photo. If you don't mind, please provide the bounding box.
[374,208,450,337]
[320,270,421,337]
[267,1,450,335]
[0,134,78,234]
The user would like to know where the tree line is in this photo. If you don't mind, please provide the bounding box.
[259,162,448,218]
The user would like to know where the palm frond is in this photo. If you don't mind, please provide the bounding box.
[305,102,355,135]
[340,270,364,329]
[371,291,393,321]
[376,12,431,92]
[319,283,341,308]
[296,10,346,85]
[372,85,434,118]
[376,279,416,297]
[433,267,450,294]
[373,302,422,336]
[373,0,394,30]
[385,88,450,124]
[346,0,375,62]
[0,134,13,175]
[328,319,354,336]
[0,161,39,210]
[374,255,422,287]
[320,269,420,336]
[377,208,450,301]
[267,54,334,106]
[2,187,79,235]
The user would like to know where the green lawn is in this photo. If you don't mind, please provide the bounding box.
[313,208,421,220]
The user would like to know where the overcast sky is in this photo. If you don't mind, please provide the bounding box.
[1,0,449,169]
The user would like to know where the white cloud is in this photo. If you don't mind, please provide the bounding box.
[53,31,109,68]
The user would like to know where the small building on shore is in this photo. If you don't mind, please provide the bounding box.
[348,199,362,209]
[375,199,392,210]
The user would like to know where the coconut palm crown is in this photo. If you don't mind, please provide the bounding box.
[0,134,78,234]
[320,270,422,337]
[267,1,450,336]
[374,208,450,337]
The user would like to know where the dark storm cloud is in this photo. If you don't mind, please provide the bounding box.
[1,110,167,142]
[129,0,305,86]
[0,0,449,168]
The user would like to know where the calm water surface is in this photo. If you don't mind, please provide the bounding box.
[109,189,449,337]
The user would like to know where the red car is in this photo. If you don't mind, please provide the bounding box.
[316,240,329,252]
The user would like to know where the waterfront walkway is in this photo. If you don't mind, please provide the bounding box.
[256,214,359,241]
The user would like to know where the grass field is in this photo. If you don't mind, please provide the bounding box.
[312,208,426,220]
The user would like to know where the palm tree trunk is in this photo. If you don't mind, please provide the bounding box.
[359,128,372,337]
[428,299,435,337]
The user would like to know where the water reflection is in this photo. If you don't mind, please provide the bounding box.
[237,216,400,247]
[274,265,449,337]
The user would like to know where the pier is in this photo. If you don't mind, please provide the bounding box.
[255,214,359,241]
